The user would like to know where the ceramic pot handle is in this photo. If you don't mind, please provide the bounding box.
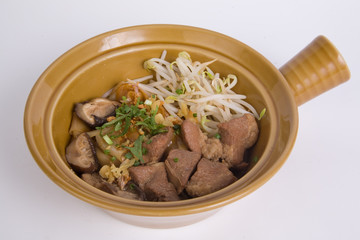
[279,35,350,106]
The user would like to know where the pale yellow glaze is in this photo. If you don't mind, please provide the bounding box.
[23,25,349,228]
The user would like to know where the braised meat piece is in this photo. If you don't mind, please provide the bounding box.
[144,172,180,202]
[218,114,258,169]
[181,120,205,153]
[165,149,201,194]
[186,158,237,197]
[128,162,179,201]
[142,127,174,164]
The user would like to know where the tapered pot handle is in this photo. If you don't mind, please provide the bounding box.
[279,35,350,106]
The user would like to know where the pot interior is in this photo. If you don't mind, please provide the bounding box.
[25,25,298,216]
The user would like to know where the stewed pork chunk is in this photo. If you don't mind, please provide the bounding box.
[186,158,237,197]
[218,114,259,169]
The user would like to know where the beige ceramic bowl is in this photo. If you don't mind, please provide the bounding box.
[24,24,350,228]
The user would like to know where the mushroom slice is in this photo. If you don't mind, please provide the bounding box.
[65,132,98,173]
[75,98,120,128]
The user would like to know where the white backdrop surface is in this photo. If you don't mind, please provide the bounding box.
[1,0,359,239]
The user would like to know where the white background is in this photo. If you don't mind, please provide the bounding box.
[1,0,359,239]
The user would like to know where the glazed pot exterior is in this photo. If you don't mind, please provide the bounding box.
[24,25,350,228]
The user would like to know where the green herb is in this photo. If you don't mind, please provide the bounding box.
[135,106,167,136]
[122,96,127,101]
[173,157,179,162]
[175,89,183,95]
[151,94,156,99]
[111,156,117,162]
[103,149,110,155]
[252,156,259,163]
[125,135,145,163]
[142,147,148,155]
[96,99,167,141]
[146,139,152,144]
[192,113,197,117]
[125,152,133,159]
[103,135,113,145]
[259,108,266,120]
[129,183,135,190]
[114,121,122,131]
[173,124,181,135]
[133,161,140,166]
[214,133,221,139]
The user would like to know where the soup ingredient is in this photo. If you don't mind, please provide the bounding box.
[69,113,91,137]
[75,98,120,127]
[164,149,201,194]
[132,51,259,135]
[218,114,259,169]
[65,132,98,173]
[66,51,262,202]
[128,162,179,201]
[142,127,174,164]
[185,158,237,197]
[180,120,205,154]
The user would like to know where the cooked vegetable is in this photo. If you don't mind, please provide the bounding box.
[75,98,120,127]
[65,133,98,173]
[66,50,263,202]
[128,51,260,135]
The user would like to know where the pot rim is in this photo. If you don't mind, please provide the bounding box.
[24,24,299,217]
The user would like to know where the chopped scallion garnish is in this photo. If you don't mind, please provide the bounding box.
[175,89,183,95]
[103,135,113,145]
[144,99,152,106]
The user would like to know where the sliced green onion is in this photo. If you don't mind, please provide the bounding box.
[175,89,183,95]
[173,157,179,162]
[193,113,197,117]
[144,99,152,106]
[114,121,122,131]
[103,135,113,145]
[111,156,117,162]
[214,133,221,139]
